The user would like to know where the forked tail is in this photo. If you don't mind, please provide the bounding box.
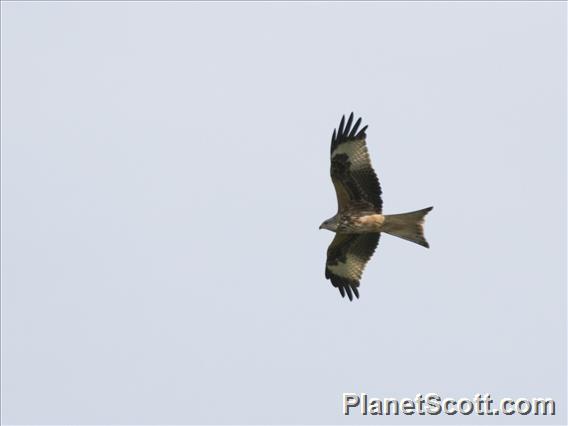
[382,207,433,248]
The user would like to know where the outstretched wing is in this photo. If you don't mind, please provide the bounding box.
[330,113,383,213]
[325,233,381,301]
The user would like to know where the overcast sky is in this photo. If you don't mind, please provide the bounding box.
[1,2,566,425]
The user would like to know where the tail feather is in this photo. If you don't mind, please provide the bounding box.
[382,207,433,248]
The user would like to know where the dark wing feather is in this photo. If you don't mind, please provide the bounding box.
[330,113,382,213]
[325,233,381,301]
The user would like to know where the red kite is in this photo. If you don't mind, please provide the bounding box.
[320,113,433,301]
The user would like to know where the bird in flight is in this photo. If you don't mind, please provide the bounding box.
[319,113,433,301]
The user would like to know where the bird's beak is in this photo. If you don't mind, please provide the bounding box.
[319,224,323,230]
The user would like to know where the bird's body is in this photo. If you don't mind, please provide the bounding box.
[320,113,433,301]
[324,211,384,233]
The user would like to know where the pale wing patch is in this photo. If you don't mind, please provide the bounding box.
[331,140,370,170]
[327,253,366,281]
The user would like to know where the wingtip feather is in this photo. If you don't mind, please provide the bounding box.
[338,115,345,137]
[349,117,362,138]
[356,124,368,138]
[352,286,359,299]
[345,113,353,136]
[344,285,353,301]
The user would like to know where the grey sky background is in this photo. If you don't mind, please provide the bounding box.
[1,2,566,425]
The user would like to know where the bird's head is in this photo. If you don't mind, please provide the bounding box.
[319,215,338,232]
